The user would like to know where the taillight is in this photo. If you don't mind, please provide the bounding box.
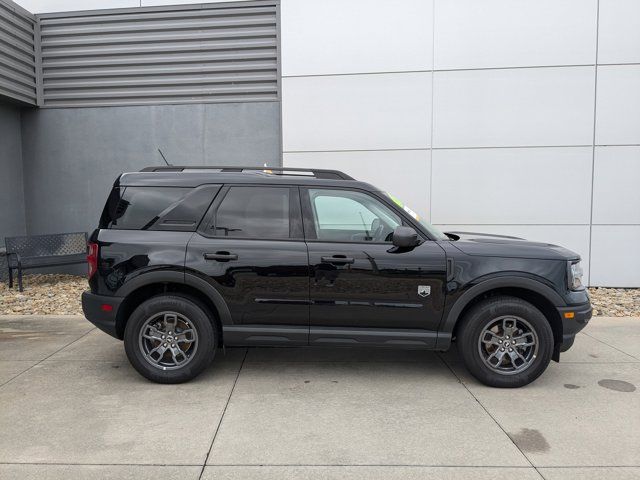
[87,242,98,279]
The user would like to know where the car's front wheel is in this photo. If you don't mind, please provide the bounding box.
[458,296,554,388]
[124,295,217,384]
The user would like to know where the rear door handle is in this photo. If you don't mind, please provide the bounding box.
[321,255,354,265]
[204,252,238,261]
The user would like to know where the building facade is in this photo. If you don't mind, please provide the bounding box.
[1,0,639,287]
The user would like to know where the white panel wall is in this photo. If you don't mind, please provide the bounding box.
[595,65,640,145]
[592,147,640,225]
[431,148,592,224]
[282,0,433,76]
[282,73,432,151]
[432,67,595,148]
[434,0,597,69]
[281,0,640,286]
[598,0,640,64]
[590,226,640,287]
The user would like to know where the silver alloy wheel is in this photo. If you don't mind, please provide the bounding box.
[138,311,199,371]
[477,315,539,375]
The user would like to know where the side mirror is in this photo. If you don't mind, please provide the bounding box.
[392,226,419,248]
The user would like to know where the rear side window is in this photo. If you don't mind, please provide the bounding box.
[211,186,291,239]
[101,187,190,230]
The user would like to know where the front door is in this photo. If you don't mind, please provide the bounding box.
[186,185,309,345]
[301,187,447,347]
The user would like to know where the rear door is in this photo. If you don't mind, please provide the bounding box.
[301,187,447,347]
[185,185,310,346]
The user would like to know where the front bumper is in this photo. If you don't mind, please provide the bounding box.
[81,290,124,339]
[556,301,592,352]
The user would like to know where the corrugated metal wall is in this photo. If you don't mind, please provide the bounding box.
[38,1,279,108]
[0,0,37,105]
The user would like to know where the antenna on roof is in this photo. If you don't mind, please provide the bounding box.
[157,148,172,167]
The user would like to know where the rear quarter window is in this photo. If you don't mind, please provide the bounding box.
[100,186,191,230]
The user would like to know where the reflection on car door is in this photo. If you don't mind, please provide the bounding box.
[186,185,310,346]
[301,187,447,347]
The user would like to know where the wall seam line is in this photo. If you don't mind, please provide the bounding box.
[429,0,436,223]
[284,145,597,154]
[281,62,640,79]
[587,0,601,286]
[284,144,640,153]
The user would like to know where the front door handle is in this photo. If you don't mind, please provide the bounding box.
[321,255,354,265]
[204,252,238,262]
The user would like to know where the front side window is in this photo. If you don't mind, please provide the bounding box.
[212,186,291,238]
[308,189,401,242]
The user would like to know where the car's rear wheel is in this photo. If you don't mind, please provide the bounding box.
[458,296,553,388]
[124,295,216,384]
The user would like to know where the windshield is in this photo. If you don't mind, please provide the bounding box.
[383,192,449,241]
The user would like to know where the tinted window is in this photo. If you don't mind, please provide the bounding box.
[101,187,191,230]
[309,189,401,242]
[212,187,291,238]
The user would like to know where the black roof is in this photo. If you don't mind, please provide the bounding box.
[118,166,378,191]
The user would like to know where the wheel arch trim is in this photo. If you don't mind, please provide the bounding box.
[115,270,233,326]
[437,276,565,349]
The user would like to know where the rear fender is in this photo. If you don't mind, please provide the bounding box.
[115,270,232,325]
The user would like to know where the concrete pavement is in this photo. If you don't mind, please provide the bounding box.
[0,315,638,479]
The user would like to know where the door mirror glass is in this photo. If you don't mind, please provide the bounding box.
[392,226,419,248]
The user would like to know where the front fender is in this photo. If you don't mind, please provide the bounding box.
[436,275,566,349]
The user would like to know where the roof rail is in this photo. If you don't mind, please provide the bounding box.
[140,165,354,180]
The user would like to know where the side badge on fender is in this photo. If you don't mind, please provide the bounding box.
[418,285,431,297]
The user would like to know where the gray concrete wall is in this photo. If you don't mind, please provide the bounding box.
[0,101,26,243]
[20,102,281,237]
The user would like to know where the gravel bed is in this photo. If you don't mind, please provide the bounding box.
[0,274,639,317]
[588,287,640,317]
[1,274,88,315]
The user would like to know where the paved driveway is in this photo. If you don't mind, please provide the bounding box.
[0,315,638,479]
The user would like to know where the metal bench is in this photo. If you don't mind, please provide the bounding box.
[5,232,88,292]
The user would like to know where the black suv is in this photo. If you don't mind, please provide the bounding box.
[82,166,591,387]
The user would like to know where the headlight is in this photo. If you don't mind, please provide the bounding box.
[568,260,585,291]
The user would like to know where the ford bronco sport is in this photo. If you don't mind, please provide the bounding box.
[82,166,592,387]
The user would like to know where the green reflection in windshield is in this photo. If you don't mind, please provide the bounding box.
[384,192,448,240]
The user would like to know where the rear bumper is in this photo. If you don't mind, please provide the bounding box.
[556,301,592,352]
[81,291,124,339]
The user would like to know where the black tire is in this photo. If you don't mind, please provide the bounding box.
[124,295,217,384]
[457,296,553,388]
